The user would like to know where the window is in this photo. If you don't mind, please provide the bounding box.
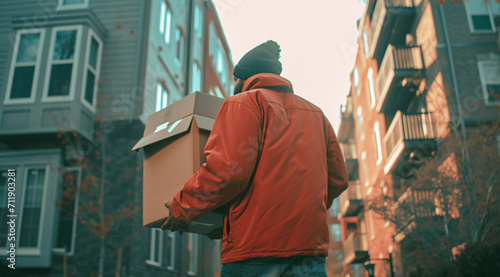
[187,233,199,275]
[43,25,82,102]
[329,198,339,217]
[0,172,9,247]
[160,2,172,43]
[175,28,185,64]
[194,1,203,39]
[20,168,46,248]
[361,152,369,187]
[357,106,364,140]
[353,67,360,95]
[146,228,163,266]
[192,62,202,93]
[54,168,81,255]
[57,0,89,10]
[363,31,369,56]
[81,30,102,112]
[156,84,169,111]
[478,61,500,105]
[367,68,376,108]
[330,224,341,242]
[374,122,383,165]
[464,0,500,32]
[166,231,176,270]
[5,29,45,104]
[369,210,375,240]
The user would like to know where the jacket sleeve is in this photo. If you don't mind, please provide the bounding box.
[325,118,349,209]
[171,100,261,222]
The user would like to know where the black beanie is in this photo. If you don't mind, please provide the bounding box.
[233,40,282,80]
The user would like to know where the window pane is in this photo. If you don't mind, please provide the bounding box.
[20,168,45,247]
[53,30,77,60]
[11,66,35,99]
[330,224,341,242]
[56,170,78,249]
[17,33,40,63]
[165,10,172,43]
[486,84,500,103]
[63,0,85,4]
[472,15,493,30]
[84,70,96,104]
[48,64,73,96]
[0,172,8,247]
[89,37,99,69]
[160,2,166,34]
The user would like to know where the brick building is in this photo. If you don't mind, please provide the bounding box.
[0,0,233,276]
[337,0,500,276]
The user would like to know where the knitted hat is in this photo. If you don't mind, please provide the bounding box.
[233,40,282,80]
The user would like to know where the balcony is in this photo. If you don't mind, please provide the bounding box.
[369,0,416,63]
[383,111,437,177]
[392,187,442,242]
[375,45,425,114]
[339,180,363,217]
[343,232,369,264]
[340,142,359,180]
[337,95,354,143]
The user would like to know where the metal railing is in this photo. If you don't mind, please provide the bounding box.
[392,187,442,231]
[384,111,437,166]
[340,142,358,160]
[340,95,353,120]
[375,45,424,103]
[343,232,368,263]
[339,180,362,216]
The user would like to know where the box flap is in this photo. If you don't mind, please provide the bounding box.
[132,115,194,151]
[193,114,216,131]
[143,92,225,137]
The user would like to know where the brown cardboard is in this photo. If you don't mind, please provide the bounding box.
[132,92,226,238]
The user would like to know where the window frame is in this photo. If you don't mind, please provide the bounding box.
[166,231,176,271]
[41,25,83,103]
[4,28,46,105]
[191,61,202,93]
[56,0,89,11]
[374,121,383,165]
[367,68,376,109]
[81,29,103,113]
[156,84,169,111]
[146,228,163,267]
[53,167,81,256]
[478,60,500,106]
[464,0,497,33]
[175,27,185,65]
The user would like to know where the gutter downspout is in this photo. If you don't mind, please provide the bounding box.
[184,0,195,96]
[438,3,473,232]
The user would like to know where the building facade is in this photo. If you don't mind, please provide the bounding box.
[337,0,500,276]
[0,0,234,276]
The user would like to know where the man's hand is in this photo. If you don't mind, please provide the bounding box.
[161,202,190,234]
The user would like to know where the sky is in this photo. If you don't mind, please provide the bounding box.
[212,0,366,131]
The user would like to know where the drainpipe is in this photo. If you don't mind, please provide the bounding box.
[438,3,473,225]
[184,0,195,96]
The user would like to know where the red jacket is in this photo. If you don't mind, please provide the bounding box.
[171,73,348,264]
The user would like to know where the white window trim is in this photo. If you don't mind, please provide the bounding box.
[464,0,497,34]
[368,68,376,109]
[374,121,383,165]
[17,165,50,256]
[4,28,46,105]
[160,1,166,34]
[478,60,500,106]
[175,27,185,64]
[165,6,172,44]
[156,84,169,111]
[56,0,89,11]
[166,231,176,271]
[187,233,199,276]
[146,228,163,267]
[42,25,83,103]
[53,167,82,256]
[81,29,103,113]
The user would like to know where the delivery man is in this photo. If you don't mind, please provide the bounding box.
[162,40,348,277]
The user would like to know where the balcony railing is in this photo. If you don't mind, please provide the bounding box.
[369,0,416,62]
[383,111,437,175]
[341,142,359,180]
[343,232,369,264]
[338,95,355,143]
[339,180,363,217]
[375,45,424,113]
[392,187,442,241]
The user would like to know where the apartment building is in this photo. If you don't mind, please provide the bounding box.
[0,0,233,276]
[337,0,500,276]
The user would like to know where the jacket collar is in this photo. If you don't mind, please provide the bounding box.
[242,73,294,93]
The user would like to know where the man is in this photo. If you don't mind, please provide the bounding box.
[162,40,348,276]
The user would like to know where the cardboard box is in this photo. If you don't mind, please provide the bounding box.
[132,92,226,238]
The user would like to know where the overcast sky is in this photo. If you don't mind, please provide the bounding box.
[212,0,366,131]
